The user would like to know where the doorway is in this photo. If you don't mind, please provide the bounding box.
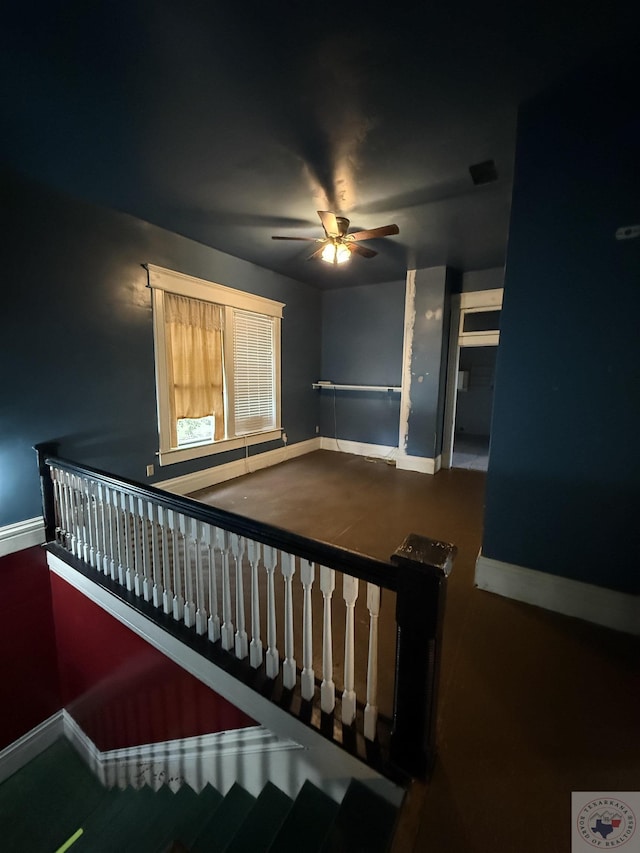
[451,345,497,470]
[442,289,503,470]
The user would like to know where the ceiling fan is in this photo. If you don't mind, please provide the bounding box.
[272,211,399,264]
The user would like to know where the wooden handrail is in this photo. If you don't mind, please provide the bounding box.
[38,448,398,591]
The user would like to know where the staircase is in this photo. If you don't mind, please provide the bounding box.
[0,739,400,852]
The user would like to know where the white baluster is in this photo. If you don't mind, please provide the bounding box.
[78,477,91,563]
[342,574,359,725]
[51,468,62,544]
[217,528,234,650]
[100,483,111,575]
[247,539,262,668]
[263,546,279,679]
[172,512,185,621]
[66,472,78,555]
[204,525,220,642]
[193,520,207,635]
[120,491,134,590]
[281,552,296,690]
[138,498,151,601]
[100,484,109,575]
[59,470,70,550]
[53,468,67,547]
[94,482,104,573]
[160,507,173,615]
[232,535,248,659]
[183,518,196,628]
[112,489,124,583]
[64,471,75,552]
[364,583,381,741]
[85,479,95,567]
[320,566,336,713]
[91,480,100,568]
[130,494,144,596]
[300,559,315,701]
[148,502,161,605]
[73,475,84,559]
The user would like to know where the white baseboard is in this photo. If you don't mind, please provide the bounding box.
[395,453,441,475]
[47,552,404,806]
[156,438,321,495]
[475,554,640,636]
[0,516,46,557]
[320,437,397,461]
[0,711,64,785]
[320,438,441,474]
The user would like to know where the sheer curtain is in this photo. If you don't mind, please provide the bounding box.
[165,293,225,445]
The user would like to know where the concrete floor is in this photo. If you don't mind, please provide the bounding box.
[192,450,640,853]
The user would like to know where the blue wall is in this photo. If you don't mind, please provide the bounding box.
[1,169,320,528]
[482,57,640,594]
[320,280,405,447]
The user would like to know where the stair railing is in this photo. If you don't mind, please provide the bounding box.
[36,443,455,780]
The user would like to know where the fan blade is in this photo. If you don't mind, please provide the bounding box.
[307,245,327,261]
[348,224,399,241]
[317,210,340,238]
[350,243,378,259]
[272,236,319,241]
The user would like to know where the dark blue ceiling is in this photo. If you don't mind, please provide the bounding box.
[1,0,635,288]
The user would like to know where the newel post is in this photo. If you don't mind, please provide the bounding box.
[389,532,456,779]
[34,441,60,543]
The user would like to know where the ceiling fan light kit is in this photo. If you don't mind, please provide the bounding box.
[321,241,351,264]
[272,210,399,266]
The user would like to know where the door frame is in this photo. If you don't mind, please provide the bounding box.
[441,288,503,469]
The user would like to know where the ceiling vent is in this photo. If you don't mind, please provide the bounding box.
[469,160,498,186]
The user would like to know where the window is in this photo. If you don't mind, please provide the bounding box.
[147,265,284,465]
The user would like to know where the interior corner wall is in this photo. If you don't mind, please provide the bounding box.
[49,572,255,750]
[482,54,640,595]
[1,169,321,530]
[402,266,451,460]
[0,547,62,750]
[319,279,405,447]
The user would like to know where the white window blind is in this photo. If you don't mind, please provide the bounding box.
[233,309,276,435]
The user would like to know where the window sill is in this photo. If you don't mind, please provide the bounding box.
[158,429,282,466]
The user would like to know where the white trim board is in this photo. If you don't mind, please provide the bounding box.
[396,453,441,476]
[47,552,404,806]
[475,554,640,636]
[320,437,397,461]
[0,516,45,558]
[320,438,441,475]
[155,437,321,495]
[0,711,65,785]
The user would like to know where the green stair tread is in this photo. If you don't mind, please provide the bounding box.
[0,738,108,853]
[224,781,293,853]
[169,783,225,849]
[319,779,399,853]
[72,784,188,853]
[73,788,156,853]
[191,783,256,853]
[268,781,339,853]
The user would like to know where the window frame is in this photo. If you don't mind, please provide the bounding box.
[147,264,284,466]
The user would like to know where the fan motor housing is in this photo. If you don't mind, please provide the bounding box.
[335,216,350,236]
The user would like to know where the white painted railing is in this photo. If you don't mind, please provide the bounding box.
[38,447,454,780]
[49,465,383,741]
